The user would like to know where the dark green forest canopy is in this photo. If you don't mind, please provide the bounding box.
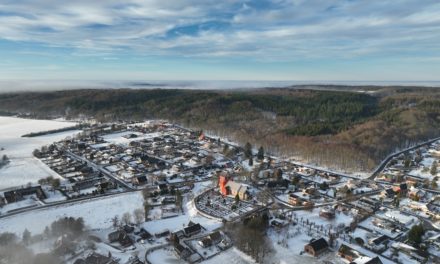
[0,89,379,136]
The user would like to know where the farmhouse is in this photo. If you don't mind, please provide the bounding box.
[319,207,336,219]
[304,238,328,257]
[174,243,191,260]
[131,175,147,186]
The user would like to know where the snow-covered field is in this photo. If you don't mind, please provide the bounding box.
[102,131,166,145]
[0,191,144,235]
[0,196,39,214]
[147,246,254,264]
[0,117,79,189]
[203,247,255,264]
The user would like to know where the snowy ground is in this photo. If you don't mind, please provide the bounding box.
[203,247,255,264]
[43,189,67,203]
[147,247,185,264]
[293,208,354,229]
[407,157,439,181]
[101,131,166,146]
[141,198,222,235]
[0,191,144,235]
[0,195,40,214]
[0,117,79,189]
[147,246,254,264]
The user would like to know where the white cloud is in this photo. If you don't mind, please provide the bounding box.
[0,0,439,61]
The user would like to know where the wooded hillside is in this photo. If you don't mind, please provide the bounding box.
[1,86,439,172]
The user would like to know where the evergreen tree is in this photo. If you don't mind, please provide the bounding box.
[408,224,424,246]
[22,229,31,245]
[257,146,264,160]
[244,142,252,159]
[273,168,283,181]
[404,158,411,168]
[248,157,253,167]
[431,161,437,176]
[111,216,120,228]
[432,179,438,189]
[319,181,329,191]
[175,190,183,211]
[222,144,229,154]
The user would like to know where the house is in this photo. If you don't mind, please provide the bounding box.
[302,200,314,208]
[304,238,328,257]
[138,228,152,240]
[266,179,289,189]
[208,231,223,244]
[73,259,86,264]
[304,186,318,196]
[408,187,425,200]
[157,183,169,193]
[343,255,383,264]
[198,237,213,248]
[123,225,134,233]
[108,230,121,243]
[289,194,303,206]
[155,230,170,238]
[364,256,383,264]
[381,188,395,199]
[84,252,118,264]
[399,183,408,194]
[131,175,147,186]
[319,207,336,219]
[338,244,360,262]
[3,185,47,203]
[161,196,176,205]
[368,235,389,251]
[271,220,285,228]
[174,243,191,260]
[183,223,202,237]
[107,230,132,247]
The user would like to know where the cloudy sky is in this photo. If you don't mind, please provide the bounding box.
[0,0,440,82]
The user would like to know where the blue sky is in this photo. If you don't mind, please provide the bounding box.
[0,0,440,82]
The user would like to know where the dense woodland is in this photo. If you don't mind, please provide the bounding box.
[1,86,440,172]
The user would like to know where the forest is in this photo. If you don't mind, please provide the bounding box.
[1,86,440,172]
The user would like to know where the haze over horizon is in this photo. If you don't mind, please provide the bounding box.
[1,0,440,87]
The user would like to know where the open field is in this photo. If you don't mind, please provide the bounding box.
[0,117,80,189]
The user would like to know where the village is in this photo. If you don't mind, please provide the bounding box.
[0,119,439,264]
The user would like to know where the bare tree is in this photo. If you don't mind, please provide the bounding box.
[111,215,120,228]
[121,212,132,225]
[133,209,144,225]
